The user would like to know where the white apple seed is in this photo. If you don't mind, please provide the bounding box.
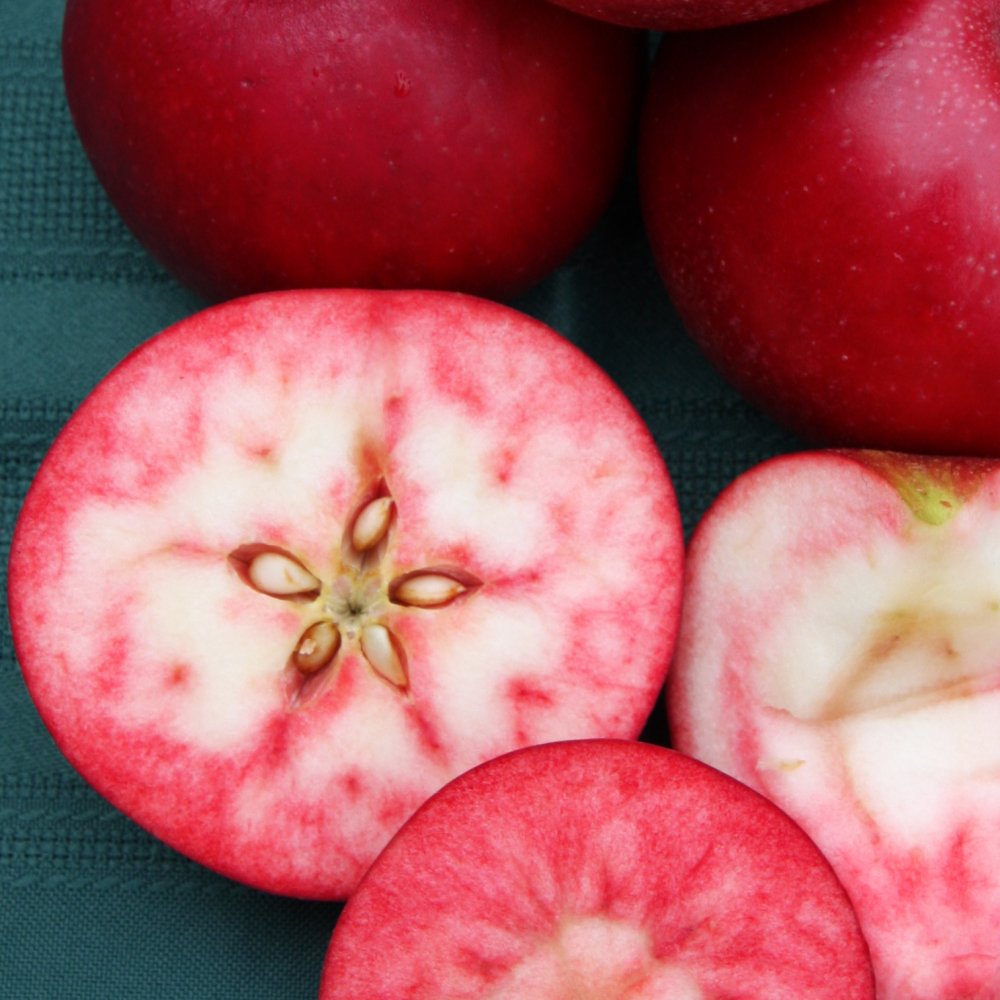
[229,544,322,599]
[389,570,480,609]
[360,623,408,691]
[350,496,395,553]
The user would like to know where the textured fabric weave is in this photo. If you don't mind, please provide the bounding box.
[0,3,800,997]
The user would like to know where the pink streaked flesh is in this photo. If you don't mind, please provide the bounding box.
[320,741,874,1000]
[669,452,1000,1000]
[8,290,682,898]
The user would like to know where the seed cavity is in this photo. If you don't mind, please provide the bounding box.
[389,568,482,608]
[360,623,408,690]
[228,544,321,599]
[292,620,341,674]
[351,496,395,552]
[284,659,337,712]
[231,479,480,709]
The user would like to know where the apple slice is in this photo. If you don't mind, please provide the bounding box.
[319,739,875,999]
[669,450,1000,1000]
[7,289,683,900]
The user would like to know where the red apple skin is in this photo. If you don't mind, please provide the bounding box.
[61,0,641,303]
[7,290,684,900]
[544,0,828,30]
[320,740,875,1000]
[668,449,1000,999]
[640,0,1000,455]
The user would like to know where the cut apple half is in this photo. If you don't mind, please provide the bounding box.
[669,450,1000,1000]
[319,740,875,999]
[7,289,683,899]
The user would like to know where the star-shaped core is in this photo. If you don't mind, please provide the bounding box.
[228,480,482,709]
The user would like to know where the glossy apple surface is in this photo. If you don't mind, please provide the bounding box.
[7,289,683,899]
[61,0,640,302]
[544,0,827,30]
[320,740,875,1000]
[669,449,1000,999]
[640,0,1000,455]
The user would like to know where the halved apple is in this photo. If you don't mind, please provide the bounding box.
[320,739,875,999]
[670,450,1000,999]
[8,290,683,899]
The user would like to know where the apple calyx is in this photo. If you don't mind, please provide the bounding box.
[228,481,481,708]
[852,450,994,527]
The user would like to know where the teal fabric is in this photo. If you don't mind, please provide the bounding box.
[1,3,799,997]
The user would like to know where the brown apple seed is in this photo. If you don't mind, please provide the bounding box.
[292,620,342,675]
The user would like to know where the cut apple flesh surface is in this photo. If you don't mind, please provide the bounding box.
[8,290,682,899]
[669,452,1000,1000]
[320,740,875,1000]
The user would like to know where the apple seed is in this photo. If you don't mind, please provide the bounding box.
[228,544,322,599]
[292,620,342,675]
[360,623,408,691]
[350,496,395,553]
[389,569,482,609]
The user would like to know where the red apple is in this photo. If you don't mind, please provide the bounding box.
[669,449,1000,999]
[543,0,828,30]
[60,0,641,303]
[640,0,1000,455]
[320,739,875,999]
[7,289,683,899]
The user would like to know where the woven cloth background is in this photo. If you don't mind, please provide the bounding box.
[1,2,801,997]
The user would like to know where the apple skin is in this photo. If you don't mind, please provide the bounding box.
[640,0,1000,455]
[543,0,828,30]
[320,740,875,1000]
[7,289,684,900]
[61,0,641,303]
[668,449,1000,999]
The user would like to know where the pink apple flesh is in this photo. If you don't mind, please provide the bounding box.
[320,739,875,999]
[61,0,641,302]
[7,290,683,899]
[669,450,1000,999]
[543,0,828,30]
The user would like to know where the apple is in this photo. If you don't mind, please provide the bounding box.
[640,0,1000,455]
[319,739,875,999]
[6,289,684,900]
[543,0,828,30]
[60,0,641,303]
[668,448,1000,1000]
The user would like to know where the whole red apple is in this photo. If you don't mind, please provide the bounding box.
[544,0,828,30]
[669,449,1000,999]
[7,289,684,900]
[61,0,641,303]
[640,0,1000,455]
[321,740,875,999]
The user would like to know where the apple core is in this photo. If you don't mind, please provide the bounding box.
[482,915,703,1000]
[228,481,484,706]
